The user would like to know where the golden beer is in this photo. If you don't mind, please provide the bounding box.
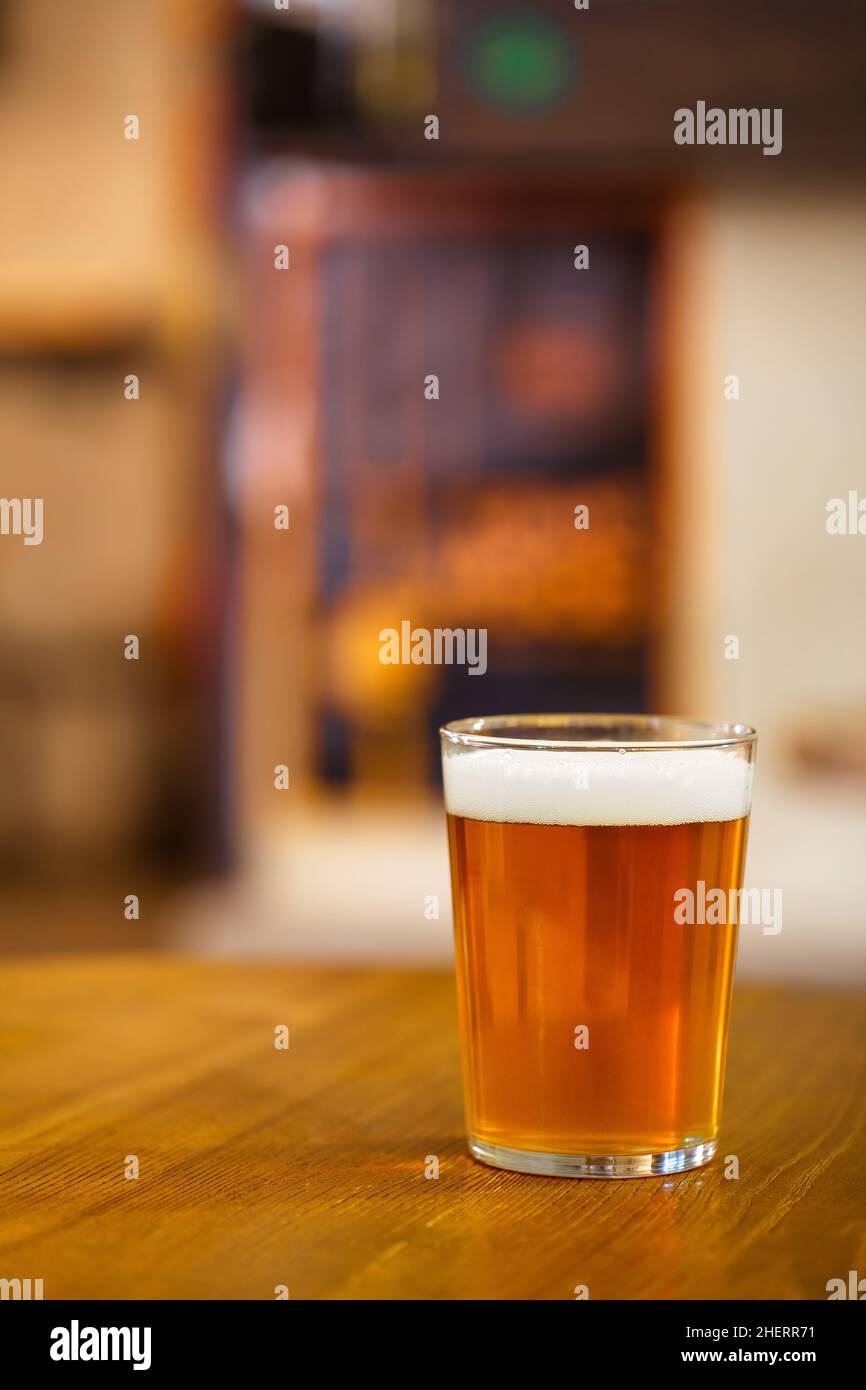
[442,716,756,1177]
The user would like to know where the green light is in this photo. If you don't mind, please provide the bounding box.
[466,15,576,114]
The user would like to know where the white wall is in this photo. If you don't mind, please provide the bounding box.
[668,188,866,984]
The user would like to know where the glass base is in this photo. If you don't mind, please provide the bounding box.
[469,1136,716,1179]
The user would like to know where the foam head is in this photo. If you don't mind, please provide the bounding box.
[443,746,753,827]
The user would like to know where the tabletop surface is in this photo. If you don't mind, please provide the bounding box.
[0,954,863,1300]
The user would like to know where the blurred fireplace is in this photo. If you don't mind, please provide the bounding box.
[239,169,668,816]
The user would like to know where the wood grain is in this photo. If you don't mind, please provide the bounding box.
[0,955,863,1300]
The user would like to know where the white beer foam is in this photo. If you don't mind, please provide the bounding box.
[443,746,752,827]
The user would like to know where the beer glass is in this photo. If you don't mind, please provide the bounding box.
[441,714,756,1178]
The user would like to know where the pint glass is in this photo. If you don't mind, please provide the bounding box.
[441,715,757,1178]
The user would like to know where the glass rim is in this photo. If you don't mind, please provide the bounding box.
[439,713,757,752]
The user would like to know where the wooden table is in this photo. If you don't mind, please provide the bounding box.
[0,955,863,1300]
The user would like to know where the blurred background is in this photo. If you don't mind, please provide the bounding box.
[1,0,864,983]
